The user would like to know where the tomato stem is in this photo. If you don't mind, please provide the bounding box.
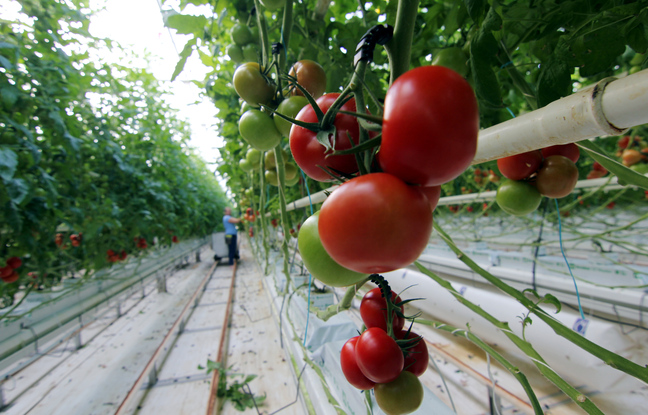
[252,0,270,68]
[368,273,397,338]
[384,0,419,84]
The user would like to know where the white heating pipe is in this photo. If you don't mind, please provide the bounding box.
[285,69,648,211]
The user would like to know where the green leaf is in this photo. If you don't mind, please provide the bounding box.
[470,31,501,108]
[171,38,197,81]
[165,14,208,36]
[542,293,562,313]
[6,178,29,204]
[0,148,18,181]
[536,54,571,108]
[577,140,648,190]
[464,0,485,22]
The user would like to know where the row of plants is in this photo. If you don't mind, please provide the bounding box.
[0,0,228,309]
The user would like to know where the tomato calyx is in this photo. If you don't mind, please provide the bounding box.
[367,273,408,338]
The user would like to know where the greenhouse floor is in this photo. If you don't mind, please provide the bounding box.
[3,238,648,415]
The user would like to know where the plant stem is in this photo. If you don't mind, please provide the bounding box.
[385,0,419,84]
[253,0,270,68]
[273,145,292,293]
[314,278,368,321]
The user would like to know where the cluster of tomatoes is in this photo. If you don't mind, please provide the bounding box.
[495,143,581,216]
[106,249,128,263]
[240,148,300,187]
[341,285,428,415]
[135,237,149,250]
[55,232,83,249]
[1,257,23,283]
[226,23,260,66]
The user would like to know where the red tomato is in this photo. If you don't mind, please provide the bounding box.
[535,155,579,198]
[6,256,22,269]
[355,327,404,383]
[592,161,607,172]
[0,266,13,279]
[541,143,580,163]
[417,185,441,212]
[340,336,376,390]
[397,330,429,377]
[360,287,404,333]
[497,150,543,180]
[1,270,19,283]
[289,93,363,182]
[379,65,479,186]
[318,173,433,274]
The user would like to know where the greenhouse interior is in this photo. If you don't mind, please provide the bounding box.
[1,0,648,414]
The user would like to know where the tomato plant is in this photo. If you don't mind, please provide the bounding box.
[360,287,404,333]
[374,371,424,415]
[340,336,376,390]
[497,150,543,181]
[355,327,404,383]
[297,211,368,287]
[239,110,282,151]
[379,65,479,186]
[233,62,275,106]
[289,93,364,182]
[535,155,579,198]
[288,60,327,100]
[318,173,432,274]
[496,179,542,216]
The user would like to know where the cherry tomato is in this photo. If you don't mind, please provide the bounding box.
[340,336,376,390]
[274,95,308,136]
[374,371,424,415]
[380,65,479,186]
[497,150,543,181]
[541,143,580,163]
[289,60,327,99]
[239,110,282,151]
[233,62,275,106]
[289,93,363,182]
[535,155,579,198]
[360,287,404,333]
[355,327,404,383]
[297,211,368,287]
[318,173,432,274]
[397,330,429,377]
[496,179,542,216]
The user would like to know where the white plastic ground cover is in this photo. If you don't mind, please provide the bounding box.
[263,254,455,415]
[382,268,648,392]
[0,238,207,375]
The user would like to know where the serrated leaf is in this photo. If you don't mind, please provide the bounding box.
[0,148,18,181]
[171,38,197,81]
[577,140,648,190]
[165,14,208,35]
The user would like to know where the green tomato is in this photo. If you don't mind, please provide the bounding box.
[265,169,279,186]
[264,148,290,170]
[233,62,275,106]
[259,0,285,11]
[432,47,469,77]
[242,43,259,62]
[246,148,262,167]
[230,23,253,46]
[239,158,253,172]
[496,179,542,216]
[285,172,300,186]
[374,368,424,415]
[284,163,298,180]
[239,110,282,151]
[297,211,368,287]
[630,163,648,174]
[227,44,244,63]
[274,96,308,136]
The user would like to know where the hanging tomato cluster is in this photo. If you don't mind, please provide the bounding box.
[495,143,580,216]
[0,257,23,283]
[340,279,428,415]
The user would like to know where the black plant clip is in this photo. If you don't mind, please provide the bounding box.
[353,24,394,66]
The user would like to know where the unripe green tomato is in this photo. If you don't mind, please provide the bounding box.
[284,163,298,180]
[239,110,282,151]
[233,62,275,106]
[265,169,279,186]
[297,211,368,286]
[239,158,253,172]
[245,188,254,198]
[230,23,254,46]
[259,0,285,11]
[285,172,300,186]
[496,179,542,216]
[240,101,258,114]
[432,47,469,77]
[242,43,259,62]
[274,96,308,136]
[374,364,424,415]
[250,26,259,44]
[265,148,290,170]
[227,44,244,63]
[246,148,262,166]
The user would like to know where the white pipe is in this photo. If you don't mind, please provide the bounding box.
[285,69,648,211]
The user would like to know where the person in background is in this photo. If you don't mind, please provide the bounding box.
[222,207,242,265]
